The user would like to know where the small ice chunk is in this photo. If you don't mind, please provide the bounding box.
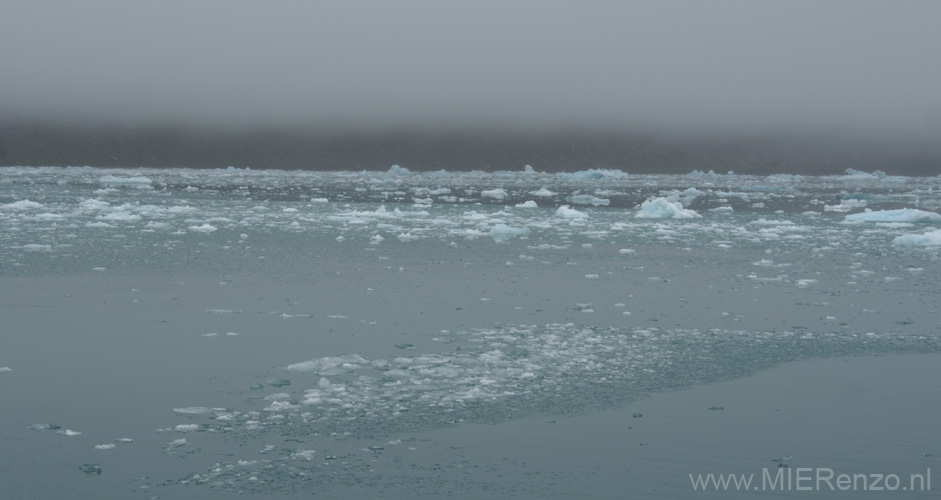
[174,424,199,432]
[529,187,557,197]
[94,444,116,450]
[0,367,11,372]
[481,188,508,200]
[555,205,589,219]
[515,200,538,208]
[490,224,530,242]
[58,429,82,436]
[3,199,44,210]
[566,194,610,206]
[635,197,700,219]
[291,449,316,461]
[173,407,217,414]
[188,224,218,233]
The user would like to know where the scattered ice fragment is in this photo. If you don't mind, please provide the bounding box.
[174,424,199,432]
[489,223,530,242]
[94,444,116,450]
[100,174,152,184]
[291,450,316,461]
[566,194,610,206]
[0,367,11,372]
[173,407,217,415]
[892,228,941,246]
[267,378,291,387]
[619,248,635,254]
[79,464,102,475]
[58,429,82,436]
[286,354,367,374]
[115,438,133,443]
[515,200,538,208]
[635,197,700,219]
[3,199,44,210]
[529,187,557,197]
[481,188,508,200]
[387,164,411,175]
[163,438,188,454]
[188,224,218,233]
[845,209,941,223]
[29,423,60,431]
[585,274,599,280]
[555,205,588,219]
[562,169,628,180]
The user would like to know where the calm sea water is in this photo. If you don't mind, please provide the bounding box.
[1,166,939,498]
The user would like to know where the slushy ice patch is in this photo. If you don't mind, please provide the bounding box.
[166,323,940,492]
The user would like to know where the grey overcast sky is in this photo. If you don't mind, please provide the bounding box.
[2,0,940,136]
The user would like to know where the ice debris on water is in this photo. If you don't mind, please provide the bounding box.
[844,209,941,223]
[29,423,60,431]
[635,197,700,219]
[555,205,588,219]
[0,367,11,372]
[489,223,530,242]
[893,228,941,247]
[58,429,82,436]
[79,464,102,475]
[94,444,116,450]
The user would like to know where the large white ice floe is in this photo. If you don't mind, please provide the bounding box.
[844,209,941,223]
[892,228,941,246]
[635,197,700,219]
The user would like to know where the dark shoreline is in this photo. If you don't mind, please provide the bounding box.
[1,124,939,176]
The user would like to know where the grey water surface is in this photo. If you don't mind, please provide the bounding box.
[1,166,939,498]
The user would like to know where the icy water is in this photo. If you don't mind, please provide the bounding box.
[1,166,940,499]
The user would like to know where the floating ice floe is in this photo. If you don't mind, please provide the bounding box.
[100,175,153,185]
[387,164,411,175]
[555,205,588,219]
[529,187,556,197]
[188,223,218,233]
[515,200,538,208]
[2,200,44,210]
[286,354,368,375]
[0,367,11,372]
[842,168,886,180]
[94,444,116,450]
[824,199,867,212]
[844,209,941,223]
[566,194,610,206]
[562,169,628,180]
[489,223,530,242]
[635,197,700,219]
[892,228,941,246]
[481,188,508,200]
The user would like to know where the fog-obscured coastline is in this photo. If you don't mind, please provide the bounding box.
[1,122,939,176]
